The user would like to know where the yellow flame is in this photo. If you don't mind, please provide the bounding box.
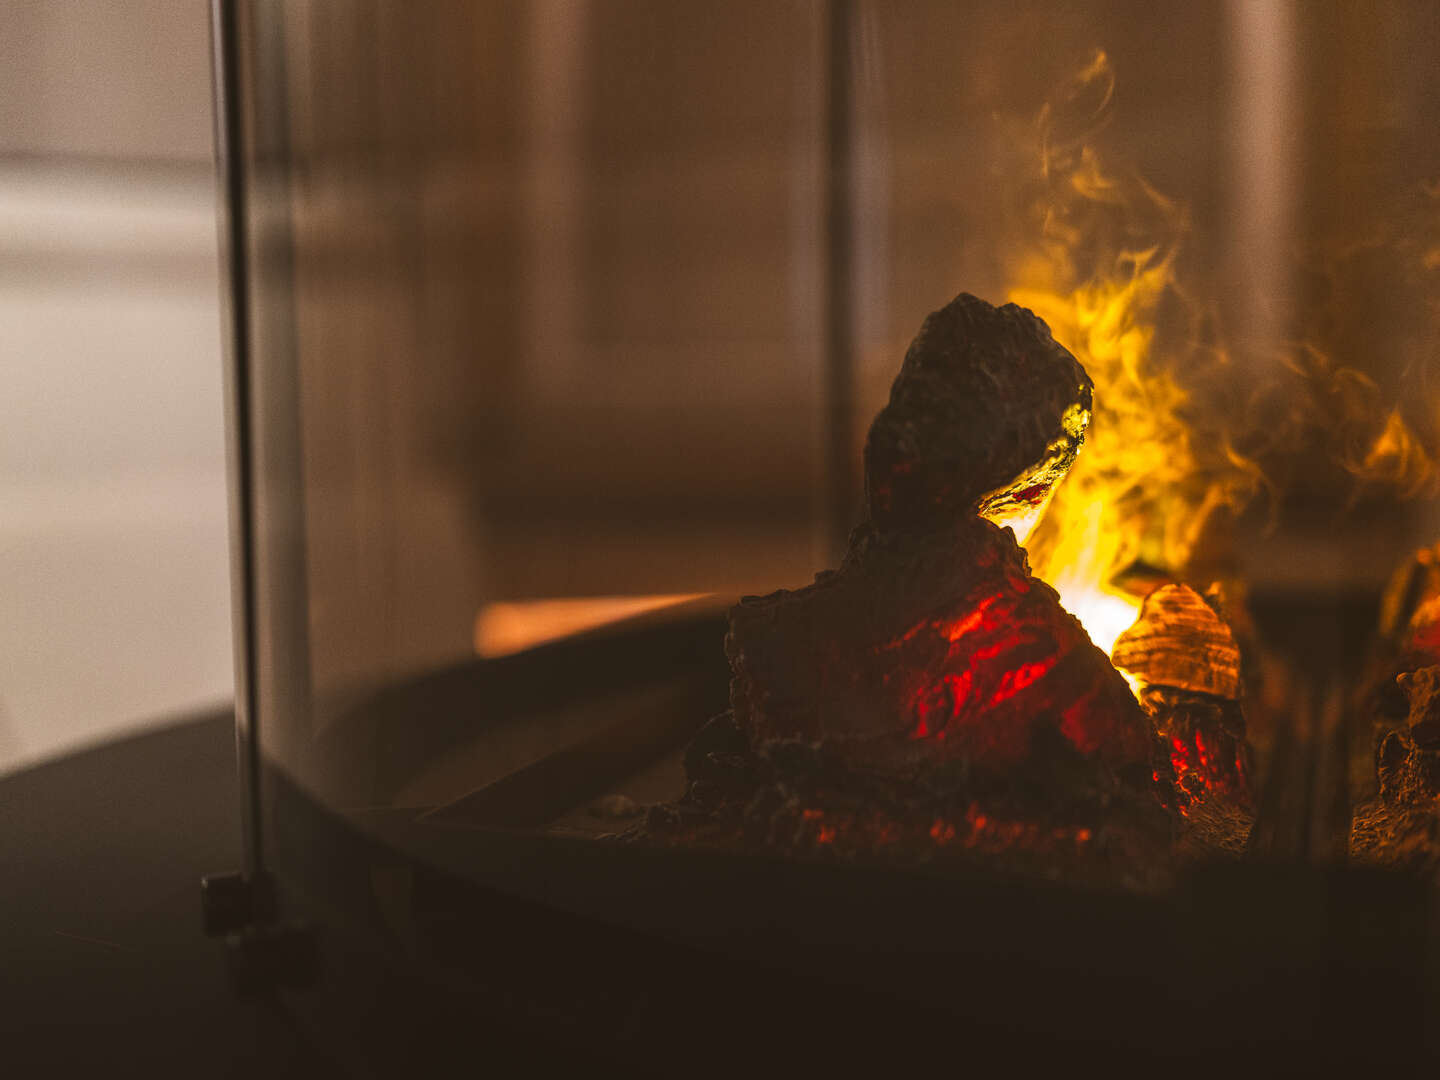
[1359,408,1435,498]
[1002,50,1239,655]
[1009,245,1180,652]
[997,51,1440,656]
[1034,498,1142,657]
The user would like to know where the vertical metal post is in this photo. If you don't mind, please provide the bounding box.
[1223,0,1297,367]
[822,0,857,563]
[210,0,266,882]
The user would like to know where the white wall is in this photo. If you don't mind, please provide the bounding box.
[0,1,231,773]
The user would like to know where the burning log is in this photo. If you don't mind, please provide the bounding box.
[727,518,1149,780]
[730,295,1143,778]
[1111,584,1252,813]
[683,293,1172,867]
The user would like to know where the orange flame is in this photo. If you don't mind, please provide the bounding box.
[994,51,1440,659]
[1002,51,1251,656]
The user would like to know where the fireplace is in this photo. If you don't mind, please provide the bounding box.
[212,0,1440,1067]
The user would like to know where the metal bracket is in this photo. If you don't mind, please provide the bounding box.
[201,870,260,936]
[201,871,320,994]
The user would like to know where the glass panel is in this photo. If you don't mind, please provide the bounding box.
[236,1,1440,899]
[245,0,828,810]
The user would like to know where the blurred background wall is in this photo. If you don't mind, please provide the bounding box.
[4,0,1438,778]
[0,0,231,774]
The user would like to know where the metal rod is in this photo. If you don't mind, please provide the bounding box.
[1247,683,1313,860]
[210,0,266,881]
[822,0,857,563]
[1307,680,1353,864]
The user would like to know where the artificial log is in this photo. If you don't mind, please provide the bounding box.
[727,517,1149,779]
[699,293,1169,867]
[1377,667,1440,805]
[1111,584,1241,700]
[1356,542,1440,772]
[1111,584,1253,814]
[730,293,1142,784]
[633,293,1183,877]
[1361,542,1440,727]
[1350,548,1440,871]
[864,293,1093,535]
[1350,663,1440,871]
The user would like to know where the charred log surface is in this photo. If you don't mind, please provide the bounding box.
[1396,666,1440,753]
[864,293,1091,535]
[1361,668,1440,860]
[1352,714,1440,872]
[1353,566,1440,871]
[728,519,1148,775]
[724,295,1144,811]
[1143,688,1251,811]
[643,710,1174,890]
[634,294,1177,881]
[710,524,1171,876]
[714,518,1168,874]
[1350,802,1440,873]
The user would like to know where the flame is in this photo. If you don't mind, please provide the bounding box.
[1009,242,1176,654]
[1000,51,1252,657]
[1355,407,1435,499]
[1039,503,1144,659]
[986,51,1440,661]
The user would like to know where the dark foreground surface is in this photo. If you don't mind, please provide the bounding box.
[0,711,336,1076]
[3,703,1436,1076]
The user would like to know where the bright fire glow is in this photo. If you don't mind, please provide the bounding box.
[999,51,1239,658]
[1039,503,1141,658]
[1009,240,1172,655]
[998,50,1440,661]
